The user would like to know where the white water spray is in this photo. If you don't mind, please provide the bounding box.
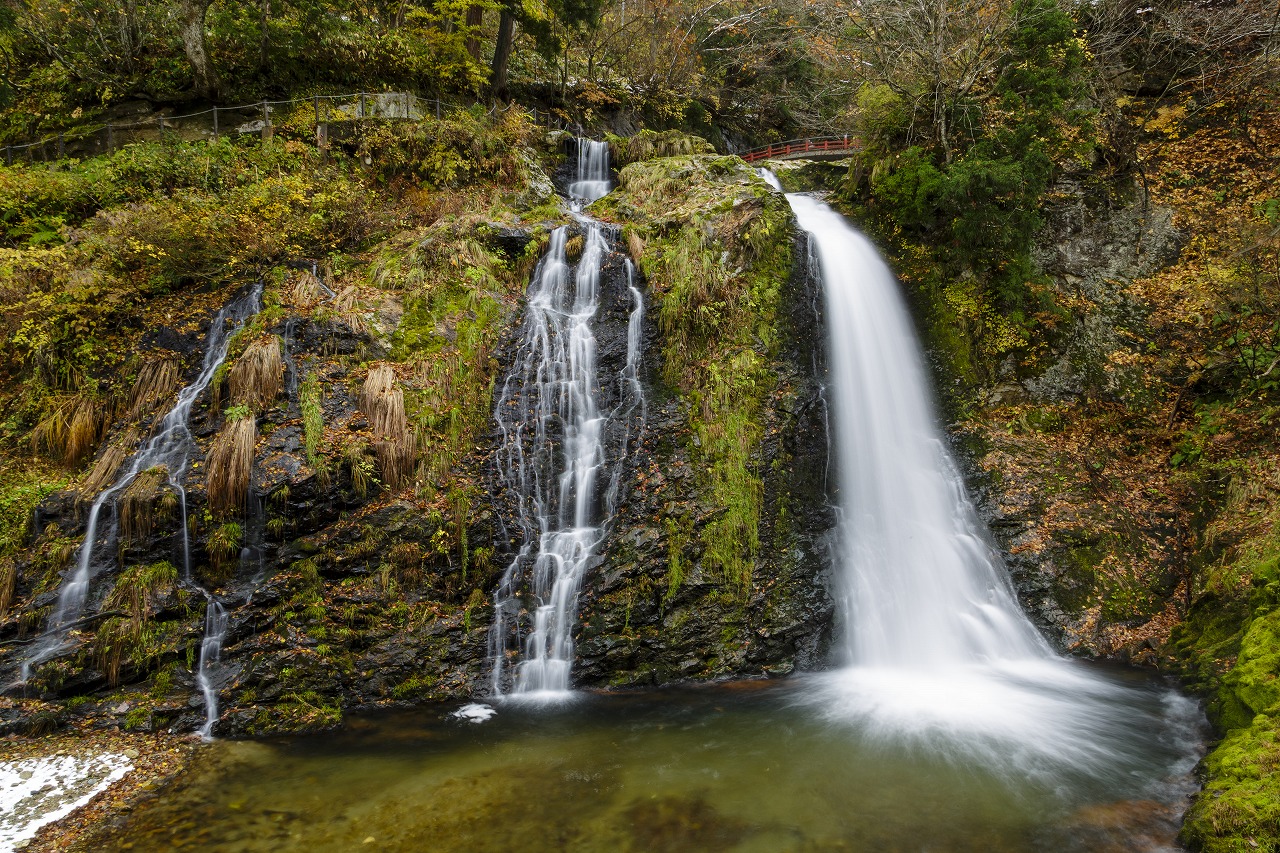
[772,176,1201,784]
[490,140,645,697]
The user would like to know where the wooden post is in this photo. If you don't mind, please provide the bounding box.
[4,146,10,166]
[106,122,113,151]
[261,101,272,141]
[360,92,366,119]
[57,133,64,159]
[435,98,441,121]
[316,97,329,162]
[213,105,219,137]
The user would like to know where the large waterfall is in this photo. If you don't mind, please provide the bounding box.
[21,285,262,684]
[490,140,645,696]
[777,180,1201,781]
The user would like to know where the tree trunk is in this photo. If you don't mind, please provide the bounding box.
[177,0,219,100]
[491,8,516,100]
[465,5,484,62]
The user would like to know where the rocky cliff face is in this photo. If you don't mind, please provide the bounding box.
[0,136,838,737]
[570,227,835,687]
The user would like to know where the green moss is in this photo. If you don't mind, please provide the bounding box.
[391,673,439,700]
[606,130,716,168]
[252,690,343,734]
[664,511,693,600]
[609,155,793,595]
[1182,715,1280,853]
[0,463,67,558]
[1226,609,1280,718]
[374,223,539,496]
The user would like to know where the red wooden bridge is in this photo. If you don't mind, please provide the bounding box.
[741,136,861,163]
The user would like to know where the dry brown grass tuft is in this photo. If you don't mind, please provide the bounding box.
[124,358,181,421]
[359,365,409,438]
[31,396,108,466]
[334,285,366,333]
[289,269,324,308]
[79,427,140,495]
[374,434,417,491]
[0,557,15,619]
[228,336,283,410]
[388,541,424,585]
[359,364,415,490]
[206,415,257,517]
[335,285,359,314]
[119,467,168,543]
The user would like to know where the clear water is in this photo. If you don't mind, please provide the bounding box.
[102,676,1201,852]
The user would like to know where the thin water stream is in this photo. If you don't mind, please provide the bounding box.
[20,284,263,685]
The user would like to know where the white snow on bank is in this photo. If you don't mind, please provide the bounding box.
[0,752,132,850]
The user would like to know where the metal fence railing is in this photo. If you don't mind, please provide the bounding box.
[2,92,574,166]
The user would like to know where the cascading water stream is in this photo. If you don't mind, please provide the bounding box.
[490,140,645,697]
[770,174,1202,788]
[21,285,263,685]
[196,597,228,739]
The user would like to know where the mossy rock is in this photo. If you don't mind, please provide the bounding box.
[1225,609,1280,718]
[607,130,716,168]
[1182,714,1280,853]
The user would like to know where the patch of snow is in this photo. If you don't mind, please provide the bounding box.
[0,752,132,849]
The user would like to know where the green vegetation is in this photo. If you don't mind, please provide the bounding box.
[604,153,792,593]
[300,373,324,464]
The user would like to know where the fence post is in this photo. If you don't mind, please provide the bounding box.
[316,96,329,162]
[213,106,219,138]
[158,115,165,137]
[360,92,366,119]
[57,133,64,159]
[435,98,441,121]
[4,146,9,166]
[261,101,272,141]
[106,122,113,151]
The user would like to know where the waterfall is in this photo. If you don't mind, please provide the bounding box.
[568,139,611,205]
[490,140,645,697]
[22,284,262,683]
[196,596,228,739]
[775,179,1201,781]
[793,194,1048,669]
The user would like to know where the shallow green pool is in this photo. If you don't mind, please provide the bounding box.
[105,668,1202,852]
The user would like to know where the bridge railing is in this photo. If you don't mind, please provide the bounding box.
[741,136,861,163]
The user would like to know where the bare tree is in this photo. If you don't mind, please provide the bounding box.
[844,0,1015,161]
